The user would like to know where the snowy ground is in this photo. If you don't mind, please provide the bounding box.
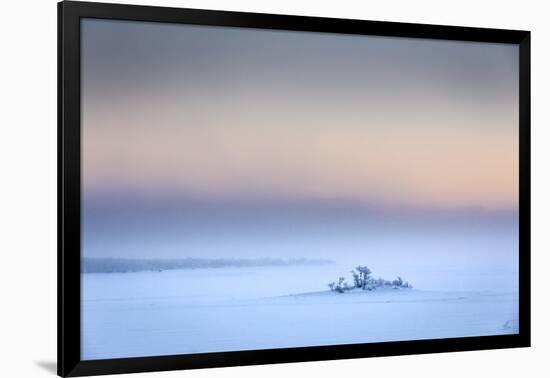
[81,265,518,360]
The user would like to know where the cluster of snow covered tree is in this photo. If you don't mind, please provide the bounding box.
[328,266,412,293]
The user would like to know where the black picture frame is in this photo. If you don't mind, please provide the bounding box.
[58,1,531,376]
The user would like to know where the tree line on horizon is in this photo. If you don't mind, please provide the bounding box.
[82,257,334,273]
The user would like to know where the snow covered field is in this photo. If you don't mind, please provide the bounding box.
[81,263,518,360]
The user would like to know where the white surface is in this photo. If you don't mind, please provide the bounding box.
[0,0,549,377]
[81,267,518,360]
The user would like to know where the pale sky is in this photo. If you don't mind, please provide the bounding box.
[81,18,519,212]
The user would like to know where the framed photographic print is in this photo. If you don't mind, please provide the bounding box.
[58,1,531,376]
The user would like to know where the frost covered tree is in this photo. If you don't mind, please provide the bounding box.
[351,270,361,288]
[335,277,347,293]
[392,276,403,287]
[328,282,336,291]
[356,266,372,290]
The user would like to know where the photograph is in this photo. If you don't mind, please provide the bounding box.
[80,17,520,360]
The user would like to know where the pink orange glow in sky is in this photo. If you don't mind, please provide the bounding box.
[81,19,519,212]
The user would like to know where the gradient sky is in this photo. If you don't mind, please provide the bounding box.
[81,18,519,211]
[81,20,518,265]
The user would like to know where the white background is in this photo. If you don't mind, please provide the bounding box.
[0,0,547,377]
